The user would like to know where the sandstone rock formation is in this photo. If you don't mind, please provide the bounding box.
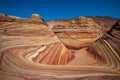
[0,13,21,22]
[0,13,44,23]
[0,14,119,80]
[46,16,117,51]
[88,16,117,32]
[88,20,120,70]
[29,14,44,22]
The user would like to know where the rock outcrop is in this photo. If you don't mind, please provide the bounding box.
[0,13,44,23]
[88,16,117,34]
[46,16,117,51]
[0,14,119,80]
[0,22,74,65]
[0,14,21,22]
[29,14,44,22]
[88,20,120,70]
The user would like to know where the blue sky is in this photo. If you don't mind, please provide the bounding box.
[0,0,120,20]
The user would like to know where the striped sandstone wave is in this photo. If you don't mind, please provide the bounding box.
[88,20,120,70]
[0,21,74,66]
[0,14,119,80]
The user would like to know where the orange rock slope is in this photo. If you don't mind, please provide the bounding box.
[0,14,120,80]
[88,20,120,70]
[46,16,117,50]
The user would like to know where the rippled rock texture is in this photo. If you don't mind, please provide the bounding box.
[88,20,120,70]
[0,19,74,65]
[0,14,120,80]
[47,16,117,51]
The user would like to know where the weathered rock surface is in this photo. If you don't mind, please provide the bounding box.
[0,14,120,80]
[88,16,117,32]
[88,20,120,70]
[46,16,117,51]
[29,14,44,22]
[0,13,44,23]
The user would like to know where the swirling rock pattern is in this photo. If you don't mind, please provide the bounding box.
[47,16,117,51]
[47,17,102,50]
[0,14,119,80]
[88,20,120,70]
[0,21,74,65]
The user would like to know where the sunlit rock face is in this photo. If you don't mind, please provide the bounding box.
[0,14,120,80]
[0,13,44,23]
[88,20,120,70]
[0,15,74,67]
[46,16,117,51]
[89,16,117,33]
[0,14,21,22]
[29,14,44,22]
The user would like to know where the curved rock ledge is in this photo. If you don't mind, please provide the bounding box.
[88,20,120,70]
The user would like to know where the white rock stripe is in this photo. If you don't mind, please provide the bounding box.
[26,46,46,61]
